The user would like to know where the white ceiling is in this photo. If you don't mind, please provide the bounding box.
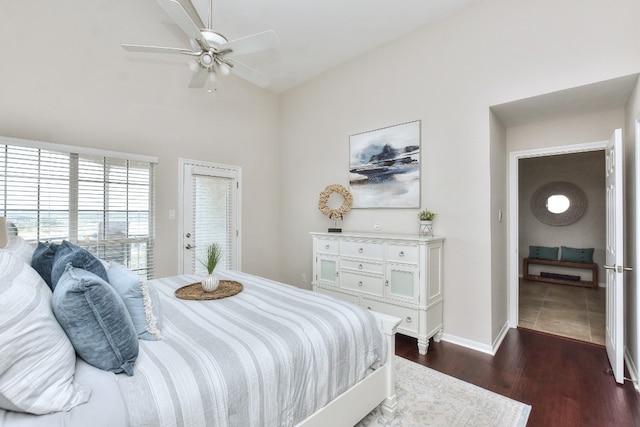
[181,0,480,93]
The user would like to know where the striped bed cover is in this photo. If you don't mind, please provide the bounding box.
[115,270,387,427]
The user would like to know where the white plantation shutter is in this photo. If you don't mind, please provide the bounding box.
[192,173,234,273]
[0,138,157,279]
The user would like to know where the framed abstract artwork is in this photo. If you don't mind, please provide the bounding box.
[349,120,421,208]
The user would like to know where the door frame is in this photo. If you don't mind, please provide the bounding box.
[178,158,242,274]
[508,140,608,327]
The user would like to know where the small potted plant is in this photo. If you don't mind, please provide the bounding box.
[200,243,222,292]
[418,209,436,236]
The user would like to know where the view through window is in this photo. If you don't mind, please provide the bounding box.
[0,141,157,278]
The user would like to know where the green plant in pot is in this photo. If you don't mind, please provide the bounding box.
[418,209,436,236]
[200,243,222,292]
[419,209,437,222]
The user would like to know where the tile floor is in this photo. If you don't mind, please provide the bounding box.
[518,278,606,345]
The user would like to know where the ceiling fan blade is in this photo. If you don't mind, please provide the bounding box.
[121,43,187,54]
[179,0,205,30]
[227,58,271,88]
[222,30,281,57]
[188,67,209,88]
[157,0,204,43]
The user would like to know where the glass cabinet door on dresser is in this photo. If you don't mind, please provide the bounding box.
[311,232,444,355]
[386,264,419,302]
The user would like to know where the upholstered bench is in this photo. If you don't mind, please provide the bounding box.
[523,258,598,289]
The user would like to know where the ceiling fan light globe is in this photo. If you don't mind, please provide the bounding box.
[200,53,214,66]
[188,60,199,73]
[219,63,231,75]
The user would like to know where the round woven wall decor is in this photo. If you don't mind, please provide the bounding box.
[530,181,587,226]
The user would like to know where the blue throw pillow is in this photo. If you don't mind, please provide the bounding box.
[107,261,163,341]
[51,241,108,290]
[31,242,59,289]
[561,246,594,263]
[52,265,138,376]
[529,246,559,261]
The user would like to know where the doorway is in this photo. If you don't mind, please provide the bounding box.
[517,151,606,344]
[508,140,608,328]
[178,159,242,274]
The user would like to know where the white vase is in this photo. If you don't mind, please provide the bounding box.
[201,274,220,292]
[419,220,433,236]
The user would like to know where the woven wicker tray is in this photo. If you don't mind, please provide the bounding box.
[174,280,243,300]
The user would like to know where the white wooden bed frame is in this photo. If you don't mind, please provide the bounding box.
[298,312,401,427]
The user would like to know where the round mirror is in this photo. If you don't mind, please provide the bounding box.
[530,182,586,226]
[546,194,570,214]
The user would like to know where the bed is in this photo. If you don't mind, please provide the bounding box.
[0,240,400,427]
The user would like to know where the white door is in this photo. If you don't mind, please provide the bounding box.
[604,128,625,384]
[180,160,241,274]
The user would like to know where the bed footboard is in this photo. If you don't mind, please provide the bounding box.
[297,311,401,427]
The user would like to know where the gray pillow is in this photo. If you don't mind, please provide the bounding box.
[51,240,108,290]
[31,241,59,289]
[52,265,138,376]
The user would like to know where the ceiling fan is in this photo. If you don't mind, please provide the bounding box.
[122,0,280,89]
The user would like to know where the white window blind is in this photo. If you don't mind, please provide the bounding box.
[0,141,156,279]
[192,173,233,273]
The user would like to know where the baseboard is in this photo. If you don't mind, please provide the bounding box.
[491,322,510,354]
[440,333,495,355]
[624,346,640,392]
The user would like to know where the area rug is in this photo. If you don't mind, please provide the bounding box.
[357,356,531,426]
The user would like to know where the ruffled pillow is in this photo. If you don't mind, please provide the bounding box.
[107,261,163,340]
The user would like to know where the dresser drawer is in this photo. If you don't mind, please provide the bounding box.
[316,238,339,255]
[363,298,419,334]
[387,244,419,264]
[342,240,384,260]
[341,259,384,275]
[341,272,384,297]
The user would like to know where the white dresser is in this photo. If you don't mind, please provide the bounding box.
[311,232,444,355]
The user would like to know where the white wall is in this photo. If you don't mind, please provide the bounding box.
[279,0,640,347]
[0,1,281,280]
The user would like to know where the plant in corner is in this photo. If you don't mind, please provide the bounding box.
[200,243,222,292]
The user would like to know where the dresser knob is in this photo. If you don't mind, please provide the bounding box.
[358,247,364,253]
[325,244,330,250]
[358,281,363,287]
[399,251,405,257]
[406,316,412,323]
[358,264,363,269]
[385,280,389,286]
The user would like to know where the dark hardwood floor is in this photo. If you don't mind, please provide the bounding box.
[395,328,640,426]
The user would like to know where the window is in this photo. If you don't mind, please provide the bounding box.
[0,137,157,278]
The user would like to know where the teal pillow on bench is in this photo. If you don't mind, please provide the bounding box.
[561,246,594,263]
[529,246,559,261]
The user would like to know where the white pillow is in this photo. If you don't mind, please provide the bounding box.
[0,251,91,414]
[2,236,35,266]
